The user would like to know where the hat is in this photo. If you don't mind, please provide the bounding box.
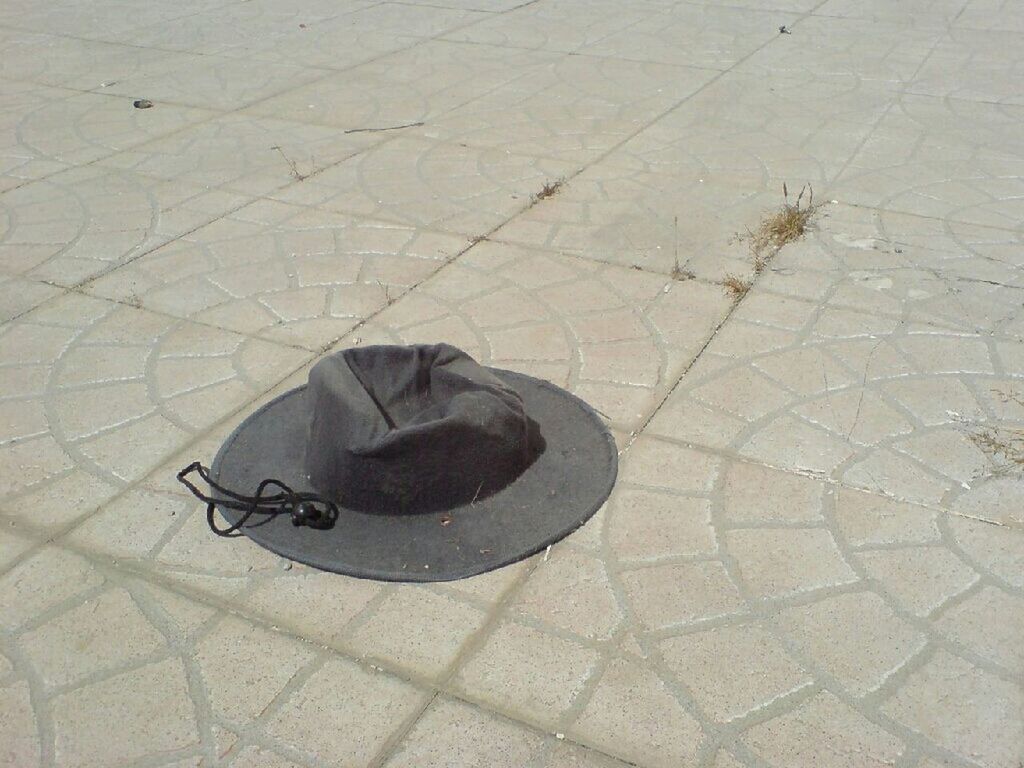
[185,344,617,582]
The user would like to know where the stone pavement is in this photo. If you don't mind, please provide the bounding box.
[1,0,1023,765]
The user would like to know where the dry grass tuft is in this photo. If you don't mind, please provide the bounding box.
[722,275,750,298]
[669,215,694,281]
[533,179,564,202]
[671,263,695,281]
[747,183,820,273]
[970,425,1024,473]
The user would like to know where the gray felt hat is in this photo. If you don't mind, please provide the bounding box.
[196,344,617,582]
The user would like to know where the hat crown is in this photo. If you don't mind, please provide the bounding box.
[305,344,541,513]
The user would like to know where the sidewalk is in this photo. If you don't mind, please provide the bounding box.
[1,1,1022,766]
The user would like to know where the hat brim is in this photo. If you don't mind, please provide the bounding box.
[210,369,617,582]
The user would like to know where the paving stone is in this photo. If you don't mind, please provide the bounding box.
[658,621,811,722]
[619,437,721,493]
[0,272,62,321]
[455,620,600,726]
[744,691,904,768]
[0,680,40,766]
[242,571,382,647]
[935,586,1024,674]
[383,698,547,768]
[725,528,858,599]
[831,488,941,547]
[775,592,926,696]
[346,586,488,679]
[195,617,317,724]
[882,651,1024,767]
[948,516,1024,589]
[0,547,103,631]
[572,659,704,768]
[621,561,745,630]
[86,198,468,348]
[51,658,199,768]
[540,742,637,768]
[510,547,624,641]
[20,587,165,689]
[0,527,34,570]
[231,745,309,768]
[608,490,716,562]
[0,295,309,527]
[856,546,979,616]
[0,167,249,286]
[266,658,425,766]
[720,461,825,523]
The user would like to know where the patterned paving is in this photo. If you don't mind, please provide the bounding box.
[1,0,1022,766]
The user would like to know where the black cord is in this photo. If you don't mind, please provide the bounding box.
[177,462,338,536]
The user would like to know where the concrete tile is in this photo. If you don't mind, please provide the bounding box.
[621,561,745,630]
[947,516,1024,589]
[619,437,721,493]
[19,587,166,689]
[856,546,979,617]
[0,80,213,192]
[242,571,383,647]
[346,586,488,679]
[383,698,547,768]
[0,272,61,322]
[420,56,717,164]
[720,461,825,523]
[273,136,576,237]
[908,28,1024,105]
[98,52,328,111]
[51,657,199,768]
[608,490,716,562]
[726,528,858,599]
[3,0,216,40]
[572,659,704,768]
[195,617,317,724]
[85,200,468,349]
[442,0,665,54]
[882,651,1024,767]
[658,621,811,722]
[0,295,309,527]
[0,29,185,91]
[745,691,904,768]
[816,0,969,26]
[0,527,35,570]
[935,586,1024,673]
[96,114,375,196]
[0,165,249,285]
[249,40,554,129]
[0,547,104,631]
[835,102,1024,229]
[832,488,941,547]
[739,16,942,86]
[510,547,624,641]
[580,5,780,70]
[775,592,926,696]
[455,620,600,725]
[0,680,39,766]
[266,658,426,766]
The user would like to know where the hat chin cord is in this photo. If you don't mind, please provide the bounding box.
[176,461,338,535]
